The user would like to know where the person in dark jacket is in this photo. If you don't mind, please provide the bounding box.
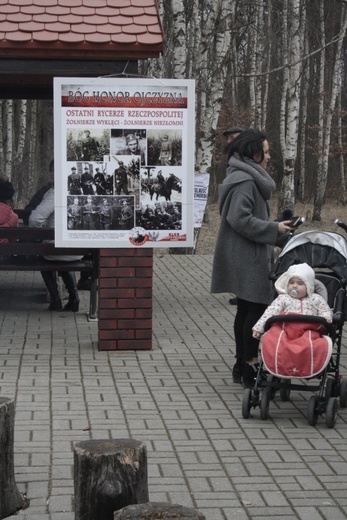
[222,125,245,304]
[210,129,295,388]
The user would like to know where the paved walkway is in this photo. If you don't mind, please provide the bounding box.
[1,254,347,520]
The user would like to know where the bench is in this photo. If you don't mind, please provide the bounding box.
[0,227,98,320]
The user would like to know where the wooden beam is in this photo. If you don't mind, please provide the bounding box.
[0,59,139,99]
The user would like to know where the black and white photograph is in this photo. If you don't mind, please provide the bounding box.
[110,129,146,165]
[67,195,135,231]
[67,162,107,196]
[136,201,182,231]
[140,166,182,206]
[66,128,110,162]
[146,129,182,167]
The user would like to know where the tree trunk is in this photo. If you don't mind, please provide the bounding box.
[0,397,28,519]
[113,502,206,519]
[74,439,149,520]
[313,3,347,220]
[279,0,303,212]
[4,101,13,179]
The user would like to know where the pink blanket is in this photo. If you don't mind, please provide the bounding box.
[261,313,332,378]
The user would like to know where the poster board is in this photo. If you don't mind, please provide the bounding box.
[54,77,195,248]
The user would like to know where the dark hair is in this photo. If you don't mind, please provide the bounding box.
[49,159,54,173]
[0,176,15,203]
[227,129,267,164]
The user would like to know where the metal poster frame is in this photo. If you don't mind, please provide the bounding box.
[54,77,195,248]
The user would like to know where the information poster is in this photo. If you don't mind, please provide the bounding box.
[194,173,210,228]
[54,77,195,248]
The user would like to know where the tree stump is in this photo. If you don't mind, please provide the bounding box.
[113,502,206,519]
[74,439,149,520]
[0,397,28,519]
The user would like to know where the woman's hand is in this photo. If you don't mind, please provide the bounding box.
[252,330,261,339]
[278,220,296,234]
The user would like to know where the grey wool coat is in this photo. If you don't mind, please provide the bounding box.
[210,155,280,305]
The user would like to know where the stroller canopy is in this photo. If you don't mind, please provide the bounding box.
[276,231,347,280]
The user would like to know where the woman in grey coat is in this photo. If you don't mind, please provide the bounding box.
[211,129,294,388]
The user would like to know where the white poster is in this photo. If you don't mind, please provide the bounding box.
[194,173,210,228]
[53,77,195,248]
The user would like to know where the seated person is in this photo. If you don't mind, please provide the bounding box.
[29,160,82,312]
[22,180,52,225]
[0,176,18,243]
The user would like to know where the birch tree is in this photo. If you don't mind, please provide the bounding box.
[313,2,347,219]
[3,100,13,179]
[279,0,304,211]
[146,0,234,173]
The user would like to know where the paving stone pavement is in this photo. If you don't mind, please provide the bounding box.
[1,254,347,520]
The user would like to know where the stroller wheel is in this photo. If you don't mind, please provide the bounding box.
[260,388,270,420]
[307,395,319,426]
[325,377,335,402]
[242,388,252,419]
[279,379,291,402]
[339,378,347,408]
[326,397,338,428]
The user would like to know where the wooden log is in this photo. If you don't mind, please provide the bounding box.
[0,397,28,519]
[113,502,207,519]
[74,439,149,520]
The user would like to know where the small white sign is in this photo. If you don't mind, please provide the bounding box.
[194,173,210,228]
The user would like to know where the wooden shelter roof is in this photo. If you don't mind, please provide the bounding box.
[0,0,165,98]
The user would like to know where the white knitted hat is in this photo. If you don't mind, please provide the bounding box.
[275,263,315,295]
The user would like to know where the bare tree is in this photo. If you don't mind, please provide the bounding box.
[313,2,347,219]
[279,0,304,212]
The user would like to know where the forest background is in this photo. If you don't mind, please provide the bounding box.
[1,0,347,244]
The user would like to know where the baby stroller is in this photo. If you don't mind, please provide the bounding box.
[242,224,347,428]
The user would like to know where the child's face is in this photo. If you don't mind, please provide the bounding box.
[287,276,307,298]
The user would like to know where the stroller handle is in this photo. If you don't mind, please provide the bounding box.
[335,219,347,233]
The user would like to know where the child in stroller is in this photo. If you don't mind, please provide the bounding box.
[252,262,333,381]
[242,229,347,428]
[253,262,333,338]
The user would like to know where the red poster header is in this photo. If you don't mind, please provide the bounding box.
[62,91,188,109]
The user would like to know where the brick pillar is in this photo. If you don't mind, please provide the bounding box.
[98,248,153,351]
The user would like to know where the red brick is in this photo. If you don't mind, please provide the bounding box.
[98,340,118,351]
[99,299,118,309]
[135,329,152,339]
[136,249,153,257]
[117,339,152,350]
[135,309,152,319]
[99,267,117,278]
[118,257,153,267]
[99,330,135,340]
[100,267,137,278]
[135,288,152,298]
[118,319,152,329]
[135,267,153,277]
[119,298,152,309]
[99,309,135,320]
[115,267,136,277]
[100,248,135,257]
[100,279,118,290]
[99,288,135,299]
[99,320,118,330]
[118,278,152,288]
[99,257,118,267]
